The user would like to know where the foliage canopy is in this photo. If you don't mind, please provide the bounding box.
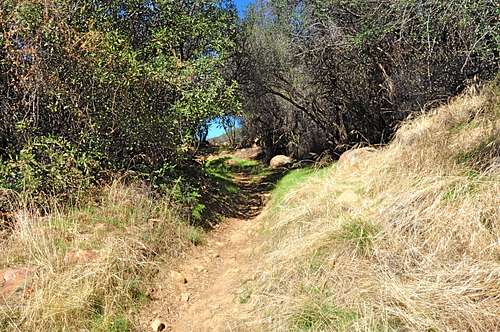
[0,0,240,201]
[237,0,498,158]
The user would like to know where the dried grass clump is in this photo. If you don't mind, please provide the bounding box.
[251,85,500,331]
[0,181,190,331]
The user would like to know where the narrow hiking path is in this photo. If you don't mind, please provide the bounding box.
[169,214,262,331]
[139,157,279,331]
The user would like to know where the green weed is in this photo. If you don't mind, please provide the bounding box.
[191,203,206,222]
[238,283,253,304]
[225,183,240,194]
[186,225,205,246]
[339,219,380,255]
[292,300,357,331]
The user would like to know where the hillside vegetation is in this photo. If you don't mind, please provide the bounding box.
[0,181,197,331]
[0,0,498,331]
[0,0,239,211]
[246,85,499,331]
[238,0,498,158]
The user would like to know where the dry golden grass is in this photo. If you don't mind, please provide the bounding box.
[0,181,191,331]
[250,84,500,331]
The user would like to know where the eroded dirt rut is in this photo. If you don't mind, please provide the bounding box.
[140,170,273,332]
[171,215,262,331]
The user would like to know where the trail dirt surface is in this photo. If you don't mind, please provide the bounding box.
[170,216,262,331]
[140,167,275,332]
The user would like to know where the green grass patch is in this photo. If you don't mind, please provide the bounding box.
[455,150,476,165]
[204,156,267,179]
[224,183,240,194]
[238,282,253,304]
[454,137,498,167]
[442,179,479,202]
[91,314,131,332]
[186,225,206,246]
[442,187,459,202]
[204,156,234,182]
[271,166,333,207]
[292,299,357,331]
[450,119,480,134]
[339,218,380,255]
[307,247,331,273]
[230,157,260,169]
[203,156,269,197]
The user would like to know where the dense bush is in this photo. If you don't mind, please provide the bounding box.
[0,0,240,201]
[238,0,499,158]
[0,136,97,203]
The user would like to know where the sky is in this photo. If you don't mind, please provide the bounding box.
[207,120,229,139]
[207,117,243,140]
[234,0,253,17]
[207,1,252,139]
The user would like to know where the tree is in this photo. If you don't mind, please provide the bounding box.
[237,0,499,158]
[0,0,240,197]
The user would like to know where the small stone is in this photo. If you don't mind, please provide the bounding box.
[269,155,293,168]
[180,292,191,302]
[194,265,206,272]
[0,267,34,299]
[170,270,187,284]
[151,318,167,332]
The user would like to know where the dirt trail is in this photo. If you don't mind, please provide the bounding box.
[170,215,262,331]
[140,170,274,332]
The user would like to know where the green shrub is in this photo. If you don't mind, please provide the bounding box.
[186,225,206,246]
[0,136,99,204]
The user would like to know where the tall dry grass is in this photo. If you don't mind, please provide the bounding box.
[0,181,191,331]
[249,84,499,331]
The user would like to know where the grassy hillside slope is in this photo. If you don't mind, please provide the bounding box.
[249,85,499,331]
[0,182,196,331]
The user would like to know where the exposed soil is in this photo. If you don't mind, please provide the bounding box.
[139,163,281,331]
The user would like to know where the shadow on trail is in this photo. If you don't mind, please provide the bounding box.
[201,156,288,224]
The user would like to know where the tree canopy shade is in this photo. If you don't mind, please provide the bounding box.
[1,0,498,204]
[0,0,240,198]
[236,0,499,159]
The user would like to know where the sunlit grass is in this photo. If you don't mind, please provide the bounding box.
[248,87,500,331]
[0,181,191,331]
